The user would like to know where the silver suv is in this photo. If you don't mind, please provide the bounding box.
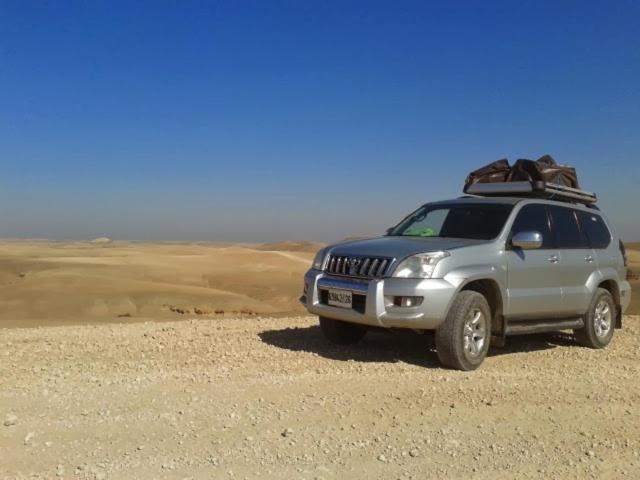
[301,196,631,370]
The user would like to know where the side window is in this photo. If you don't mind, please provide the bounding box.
[510,204,553,248]
[577,211,611,249]
[548,206,589,249]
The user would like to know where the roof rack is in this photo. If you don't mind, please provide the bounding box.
[464,181,597,205]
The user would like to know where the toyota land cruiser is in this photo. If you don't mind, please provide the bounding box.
[300,190,631,371]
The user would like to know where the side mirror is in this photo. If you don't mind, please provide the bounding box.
[385,228,393,236]
[511,231,543,250]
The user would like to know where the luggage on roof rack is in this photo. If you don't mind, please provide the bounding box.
[465,180,597,205]
[464,159,511,188]
[463,155,594,204]
[508,155,580,188]
[464,155,580,191]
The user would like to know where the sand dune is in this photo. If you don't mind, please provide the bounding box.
[626,244,640,314]
[253,240,325,253]
[0,241,316,328]
[0,240,637,329]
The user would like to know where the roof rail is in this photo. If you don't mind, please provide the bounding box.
[464,181,597,205]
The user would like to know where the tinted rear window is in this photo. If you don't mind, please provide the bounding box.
[548,205,589,249]
[510,204,553,248]
[577,211,611,249]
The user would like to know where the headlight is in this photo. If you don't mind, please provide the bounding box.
[392,251,450,279]
[312,248,329,270]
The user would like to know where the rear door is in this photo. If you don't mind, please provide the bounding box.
[576,210,614,264]
[506,203,563,319]
[547,205,594,316]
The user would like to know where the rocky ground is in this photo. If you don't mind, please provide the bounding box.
[2,315,640,479]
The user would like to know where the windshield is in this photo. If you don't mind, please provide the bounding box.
[388,203,513,240]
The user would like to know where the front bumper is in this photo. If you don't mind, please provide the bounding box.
[300,269,458,330]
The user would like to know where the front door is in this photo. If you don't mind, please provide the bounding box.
[506,204,564,319]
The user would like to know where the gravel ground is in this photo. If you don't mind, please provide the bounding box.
[1,315,640,479]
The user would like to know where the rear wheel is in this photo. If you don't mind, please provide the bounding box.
[319,317,367,345]
[435,291,491,371]
[574,288,616,349]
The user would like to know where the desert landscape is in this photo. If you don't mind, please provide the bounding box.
[0,240,319,329]
[1,240,639,479]
[4,0,638,478]
[625,243,640,314]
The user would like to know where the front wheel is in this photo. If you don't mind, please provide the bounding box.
[574,288,616,349]
[319,317,367,345]
[435,291,491,371]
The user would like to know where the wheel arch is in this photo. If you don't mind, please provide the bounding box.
[597,279,622,329]
[458,278,504,335]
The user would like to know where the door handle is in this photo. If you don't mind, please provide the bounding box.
[585,255,594,263]
[548,255,559,264]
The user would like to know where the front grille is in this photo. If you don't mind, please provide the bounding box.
[325,255,393,278]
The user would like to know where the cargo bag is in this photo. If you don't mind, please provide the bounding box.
[464,159,511,191]
[507,155,580,188]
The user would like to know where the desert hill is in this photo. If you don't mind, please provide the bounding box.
[0,240,637,329]
[0,241,315,328]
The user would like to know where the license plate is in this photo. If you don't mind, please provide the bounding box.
[328,289,352,309]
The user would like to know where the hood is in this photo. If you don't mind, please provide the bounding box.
[328,236,489,260]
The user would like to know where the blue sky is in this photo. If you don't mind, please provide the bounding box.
[1,1,639,242]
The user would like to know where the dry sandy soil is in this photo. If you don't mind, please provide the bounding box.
[0,241,319,328]
[0,241,639,479]
[0,241,636,327]
[625,243,640,314]
[1,315,640,480]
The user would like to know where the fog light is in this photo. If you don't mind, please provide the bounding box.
[393,296,423,307]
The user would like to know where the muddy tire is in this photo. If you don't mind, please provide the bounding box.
[436,291,491,371]
[574,288,616,349]
[319,317,367,345]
